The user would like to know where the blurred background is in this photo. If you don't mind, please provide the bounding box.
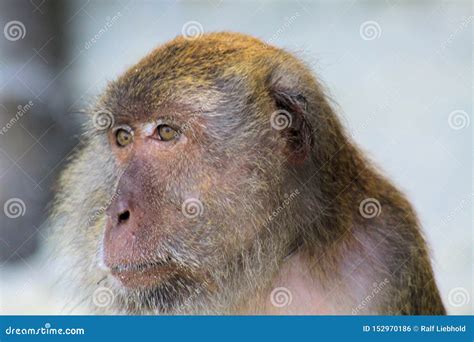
[0,0,472,314]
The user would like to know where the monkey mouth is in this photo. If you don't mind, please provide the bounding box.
[110,261,176,289]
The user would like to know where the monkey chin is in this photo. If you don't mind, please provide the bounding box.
[109,266,204,314]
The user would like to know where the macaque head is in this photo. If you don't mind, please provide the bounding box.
[59,32,324,313]
[51,32,446,316]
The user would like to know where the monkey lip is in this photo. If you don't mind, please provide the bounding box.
[110,261,175,289]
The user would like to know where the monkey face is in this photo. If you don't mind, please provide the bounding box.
[81,34,314,311]
[101,104,279,290]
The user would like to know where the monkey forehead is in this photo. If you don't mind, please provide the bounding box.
[102,85,228,124]
[101,33,290,119]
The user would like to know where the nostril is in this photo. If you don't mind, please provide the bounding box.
[118,210,130,223]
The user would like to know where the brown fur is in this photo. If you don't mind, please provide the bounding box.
[49,32,445,315]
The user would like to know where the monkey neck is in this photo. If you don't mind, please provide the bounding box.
[230,143,384,314]
[233,250,351,314]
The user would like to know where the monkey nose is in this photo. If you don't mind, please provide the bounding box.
[117,209,131,224]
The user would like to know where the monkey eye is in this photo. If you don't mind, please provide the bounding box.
[156,124,179,141]
[116,128,133,147]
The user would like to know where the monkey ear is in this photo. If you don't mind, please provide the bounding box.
[270,85,313,164]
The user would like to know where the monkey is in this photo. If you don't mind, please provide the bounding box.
[49,32,446,315]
